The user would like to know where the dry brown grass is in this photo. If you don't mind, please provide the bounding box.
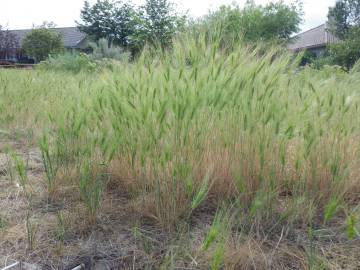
[1,131,360,269]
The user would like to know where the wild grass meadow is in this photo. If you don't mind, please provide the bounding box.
[1,33,360,269]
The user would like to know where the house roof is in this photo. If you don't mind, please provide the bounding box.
[288,24,338,51]
[8,27,87,49]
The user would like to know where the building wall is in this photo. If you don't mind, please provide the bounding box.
[77,38,89,50]
[0,49,22,62]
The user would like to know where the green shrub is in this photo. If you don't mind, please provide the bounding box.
[89,38,130,62]
[22,27,64,62]
[38,53,97,73]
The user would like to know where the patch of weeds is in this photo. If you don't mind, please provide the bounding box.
[39,134,59,200]
[5,151,15,182]
[0,214,7,230]
[56,211,66,243]
[202,206,233,270]
[79,161,107,224]
[132,225,156,255]
[26,211,38,251]
[12,152,32,205]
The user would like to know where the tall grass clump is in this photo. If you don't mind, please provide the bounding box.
[78,160,106,224]
[0,27,360,236]
[107,31,359,231]
[39,135,59,200]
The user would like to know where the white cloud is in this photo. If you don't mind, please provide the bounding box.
[1,0,336,32]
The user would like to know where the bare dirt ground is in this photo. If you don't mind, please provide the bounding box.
[1,130,360,270]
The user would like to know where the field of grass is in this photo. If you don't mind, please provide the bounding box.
[1,34,360,269]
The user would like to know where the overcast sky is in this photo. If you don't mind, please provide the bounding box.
[1,0,336,32]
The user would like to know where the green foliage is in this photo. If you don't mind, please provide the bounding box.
[0,214,7,230]
[345,206,360,240]
[22,27,64,62]
[204,0,302,44]
[78,0,138,48]
[328,1,351,39]
[38,53,97,73]
[346,214,356,239]
[13,153,27,188]
[79,161,104,223]
[210,240,225,270]
[299,50,317,66]
[323,196,341,224]
[202,207,232,269]
[350,58,360,73]
[55,211,66,242]
[202,209,229,251]
[78,0,185,54]
[26,211,37,251]
[1,30,360,233]
[326,0,360,69]
[4,148,15,183]
[191,171,211,211]
[141,0,186,50]
[39,135,59,199]
[327,26,360,69]
[89,38,130,61]
[310,55,333,70]
[328,0,360,39]
[11,152,32,204]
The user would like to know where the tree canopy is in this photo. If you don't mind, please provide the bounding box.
[78,0,185,54]
[327,26,360,69]
[22,26,64,62]
[141,0,185,49]
[326,0,360,69]
[328,0,360,39]
[78,0,138,48]
[203,0,303,44]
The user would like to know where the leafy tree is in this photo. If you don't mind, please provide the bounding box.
[78,0,185,54]
[326,0,360,69]
[78,0,115,42]
[328,1,351,39]
[328,0,360,39]
[328,26,360,69]
[22,26,64,62]
[78,0,138,48]
[204,0,302,44]
[0,25,19,60]
[141,0,186,50]
[113,2,140,49]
